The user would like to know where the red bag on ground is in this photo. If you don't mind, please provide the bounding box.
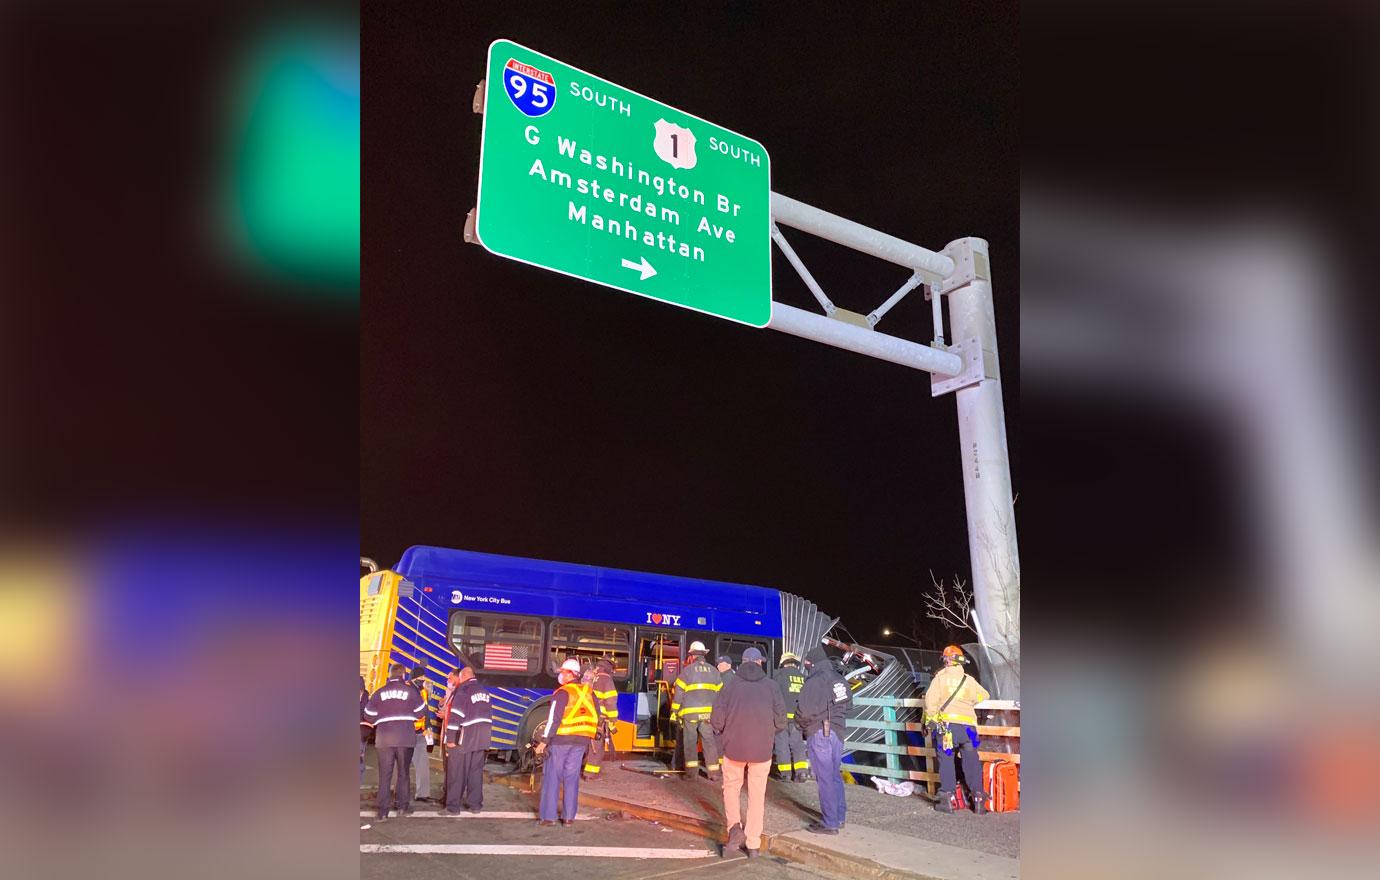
[950,784,968,811]
[983,760,1019,812]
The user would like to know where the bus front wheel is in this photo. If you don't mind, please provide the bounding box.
[515,704,551,774]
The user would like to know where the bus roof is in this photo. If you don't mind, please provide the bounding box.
[394,545,784,638]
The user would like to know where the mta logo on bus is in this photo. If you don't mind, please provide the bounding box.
[503,58,556,117]
[645,612,683,627]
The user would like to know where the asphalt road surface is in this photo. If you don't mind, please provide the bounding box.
[360,779,856,880]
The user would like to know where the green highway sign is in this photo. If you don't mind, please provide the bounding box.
[475,39,773,327]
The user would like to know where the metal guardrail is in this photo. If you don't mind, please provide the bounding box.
[845,697,1021,795]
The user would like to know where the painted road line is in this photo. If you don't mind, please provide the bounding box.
[358,811,593,820]
[360,844,713,858]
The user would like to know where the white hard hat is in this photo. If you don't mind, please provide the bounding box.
[560,658,583,675]
[688,641,708,654]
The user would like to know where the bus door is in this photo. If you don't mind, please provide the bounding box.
[633,630,683,749]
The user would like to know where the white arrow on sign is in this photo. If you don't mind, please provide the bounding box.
[620,256,657,281]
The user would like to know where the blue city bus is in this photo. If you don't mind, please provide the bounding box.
[361,546,814,763]
[360,545,922,779]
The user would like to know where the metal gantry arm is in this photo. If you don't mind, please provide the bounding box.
[767,302,963,375]
[767,192,962,376]
[771,193,954,278]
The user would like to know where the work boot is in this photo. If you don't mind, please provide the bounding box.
[744,848,759,859]
[973,791,990,815]
[797,769,813,783]
[723,822,745,857]
[681,768,697,782]
[805,821,838,835]
[934,793,955,813]
[706,771,722,783]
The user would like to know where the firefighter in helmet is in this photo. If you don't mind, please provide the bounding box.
[924,645,991,814]
[671,641,723,781]
[582,657,618,780]
[772,652,811,781]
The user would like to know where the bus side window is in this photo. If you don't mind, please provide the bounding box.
[449,613,544,675]
[716,637,772,672]
[548,620,631,683]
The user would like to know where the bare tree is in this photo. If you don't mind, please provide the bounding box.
[923,571,974,634]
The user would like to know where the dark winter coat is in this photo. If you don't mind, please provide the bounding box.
[773,661,806,720]
[796,647,852,739]
[709,660,787,763]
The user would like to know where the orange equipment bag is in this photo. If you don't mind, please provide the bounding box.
[984,760,1020,812]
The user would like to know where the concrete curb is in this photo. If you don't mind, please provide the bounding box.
[764,833,946,880]
[484,768,1002,880]
[486,770,727,840]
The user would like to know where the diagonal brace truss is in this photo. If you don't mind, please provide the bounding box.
[768,192,963,376]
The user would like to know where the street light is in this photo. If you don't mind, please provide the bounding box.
[881,628,923,648]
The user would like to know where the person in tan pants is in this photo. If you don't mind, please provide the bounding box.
[709,647,786,858]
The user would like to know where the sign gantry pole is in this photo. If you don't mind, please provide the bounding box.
[942,239,1020,699]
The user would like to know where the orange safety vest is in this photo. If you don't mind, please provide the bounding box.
[554,683,598,738]
[413,680,432,732]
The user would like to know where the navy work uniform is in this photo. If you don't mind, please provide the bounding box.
[443,673,492,813]
[363,671,425,819]
[671,647,723,781]
[797,647,853,833]
[583,658,619,780]
[772,654,811,781]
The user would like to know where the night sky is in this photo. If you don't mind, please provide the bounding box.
[363,3,1019,648]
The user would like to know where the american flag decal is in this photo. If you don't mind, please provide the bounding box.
[483,642,529,671]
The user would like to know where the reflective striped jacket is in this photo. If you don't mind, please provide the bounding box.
[590,668,619,722]
[363,676,425,748]
[922,665,990,727]
[541,683,598,745]
[671,657,721,721]
[772,663,806,719]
